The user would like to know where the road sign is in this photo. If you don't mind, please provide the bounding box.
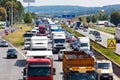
[62,14,75,18]
[107,39,116,49]
[23,0,35,3]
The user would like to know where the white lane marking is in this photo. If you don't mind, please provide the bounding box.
[2,38,26,59]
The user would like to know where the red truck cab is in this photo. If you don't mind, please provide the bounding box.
[23,51,55,80]
[39,25,46,34]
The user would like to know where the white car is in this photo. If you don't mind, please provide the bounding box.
[24,41,31,49]
[0,40,8,47]
[58,49,66,61]
[95,36,102,42]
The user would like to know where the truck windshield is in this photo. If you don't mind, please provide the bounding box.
[98,63,110,69]
[24,34,33,37]
[80,43,88,47]
[28,67,51,77]
[39,28,46,31]
[70,71,96,80]
[54,39,65,43]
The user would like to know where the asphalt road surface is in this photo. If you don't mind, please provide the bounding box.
[0,28,120,80]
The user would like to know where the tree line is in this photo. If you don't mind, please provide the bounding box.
[0,0,37,25]
[79,11,120,27]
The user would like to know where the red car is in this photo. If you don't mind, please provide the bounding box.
[66,34,77,42]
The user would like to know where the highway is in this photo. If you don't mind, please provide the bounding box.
[0,27,120,80]
[74,28,120,55]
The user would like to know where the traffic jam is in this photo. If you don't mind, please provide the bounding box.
[0,17,115,80]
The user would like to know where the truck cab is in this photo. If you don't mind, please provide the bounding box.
[96,60,113,80]
[52,31,66,49]
[39,25,46,34]
[23,51,55,80]
[77,37,90,52]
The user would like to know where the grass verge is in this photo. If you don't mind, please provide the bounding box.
[89,23,115,35]
[61,24,120,65]
[3,24,33,47]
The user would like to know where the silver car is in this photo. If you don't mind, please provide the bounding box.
[95,36,102,42]
[58,49,66,61]
[0,40,8,47]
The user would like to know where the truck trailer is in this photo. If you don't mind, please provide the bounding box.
[30,36,48,50]
[62,51,96,80]
[23,51,55,80]
[115,28,120,43]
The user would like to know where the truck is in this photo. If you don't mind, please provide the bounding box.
[38,25,46,35]
[96,59,113,80]
[75,21,81,30]
[52,31,66,49]
[35,19,40,27]
[77,37,90,52]
[30,36,48,50]
[62,51,96,80]
[23,51,55,80]
[115,28,120,43]
[23,31,34,45]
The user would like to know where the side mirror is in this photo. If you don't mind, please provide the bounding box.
[22,68,26,76]
[53,68,56,75]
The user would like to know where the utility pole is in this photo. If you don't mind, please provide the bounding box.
[11,0,13,26]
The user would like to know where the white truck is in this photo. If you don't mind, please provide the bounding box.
[77,37,90,52]
[30,36,48,50]
[115,28,120,43]
[96,59,113,80]
[52,31,66,49]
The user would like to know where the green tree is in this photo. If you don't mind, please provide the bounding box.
[86,16,91,23]
[0,7,7,21]
[79,17,82,22]
[24,13,32,23]
[31,12,38,20]
[91,15,97,23]
[110,11,120,27]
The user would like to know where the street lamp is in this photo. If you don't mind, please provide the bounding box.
[11,0,13,26]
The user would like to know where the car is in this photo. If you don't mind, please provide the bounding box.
[71,42,78,51]
[95,36,102,42]
[94,32,100,36]
[0,40,8,47]
[66,34,77,42]
[93,31,98,35]
[7,49,17,59]
[24,41,31,49]
[58,49,66,61]
[89,30,94,34]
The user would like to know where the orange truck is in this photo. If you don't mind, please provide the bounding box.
[62,51,97,80]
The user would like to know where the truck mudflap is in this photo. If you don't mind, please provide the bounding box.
[99,74,113,80]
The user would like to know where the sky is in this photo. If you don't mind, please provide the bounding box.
[19,0,120,7]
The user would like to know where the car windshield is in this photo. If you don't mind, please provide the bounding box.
[70,71,96,80]
[54,39,65,43]
[8,49,16,52]
[98,63,110,69]
[73,43,78,45]
[1,41,6,43]
[28,67,51,77]
[68,35,74,38]
[80,43,88,47]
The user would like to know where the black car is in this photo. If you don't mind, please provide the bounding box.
[7,49,17,59]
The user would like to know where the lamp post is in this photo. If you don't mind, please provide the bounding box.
[11,0,13,26]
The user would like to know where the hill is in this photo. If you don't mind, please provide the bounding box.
[24,4,120,16]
